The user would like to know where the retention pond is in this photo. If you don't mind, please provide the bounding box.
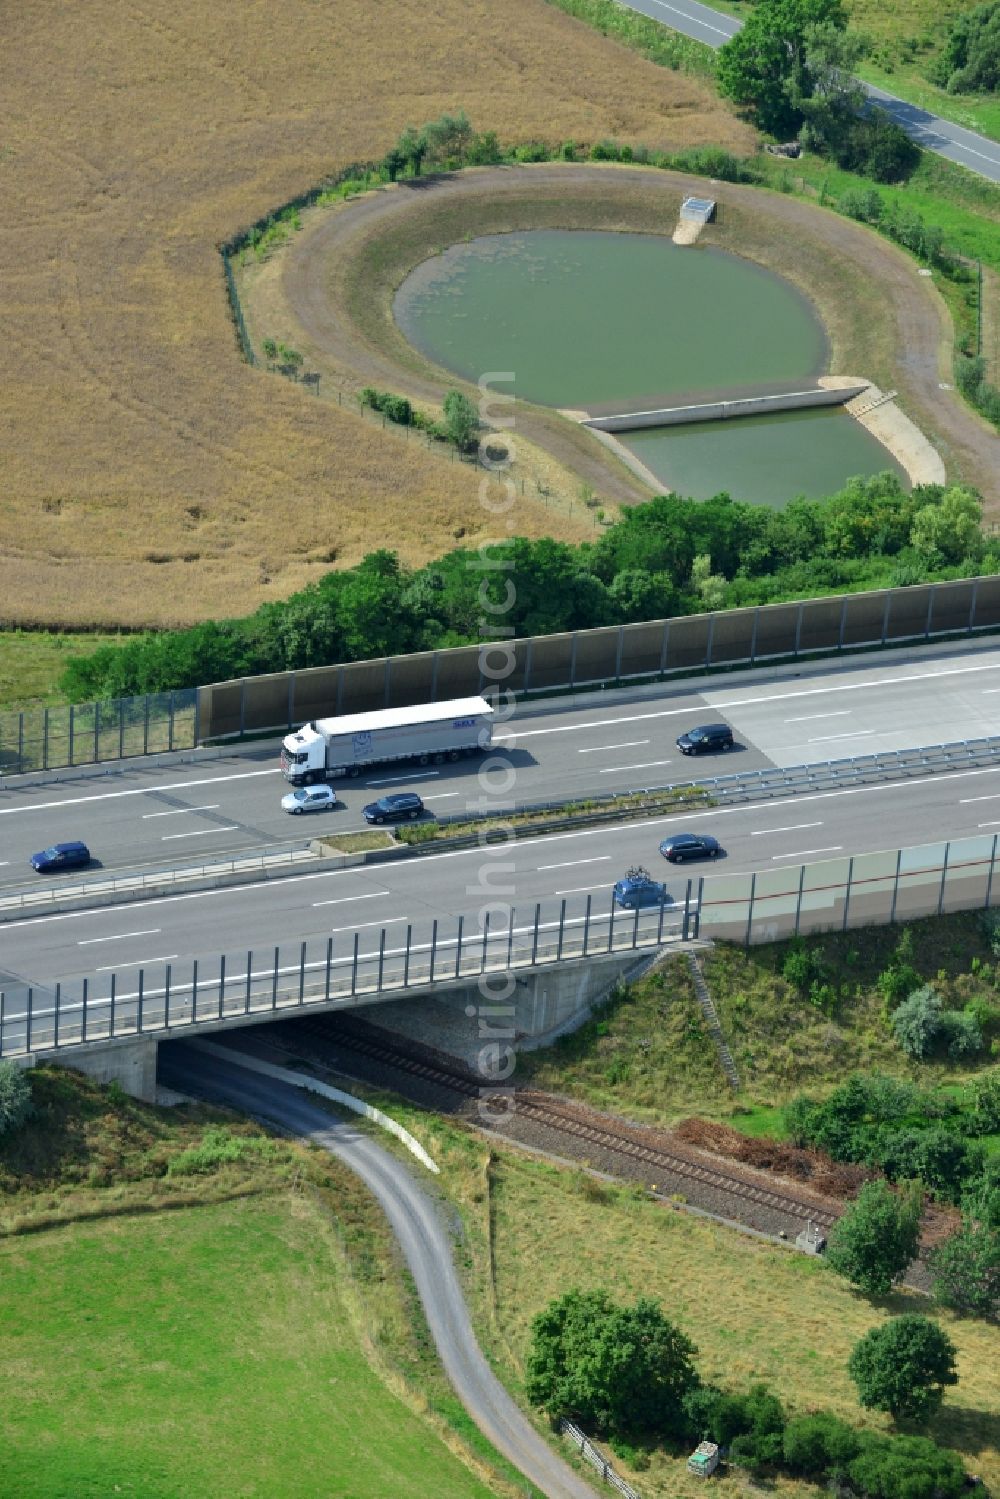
[394,230,907,505]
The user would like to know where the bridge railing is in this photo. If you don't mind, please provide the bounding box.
[0,888,695,1058]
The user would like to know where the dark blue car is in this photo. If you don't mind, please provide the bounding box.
[612,866,669,910]
[30,841,91,873]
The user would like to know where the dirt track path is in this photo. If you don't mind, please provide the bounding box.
[269,164,998,505]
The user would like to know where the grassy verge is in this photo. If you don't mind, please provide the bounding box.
[395,785,712,846]
[0,1068,523,1497]
[515,910,1000,1130]
[0,630,124,713]
[320,1097,1000,1499]
[316,828,396,854]
[541,0,716,78]
[856,62,1000,145]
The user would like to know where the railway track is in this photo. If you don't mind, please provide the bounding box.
[275,1015,843,1233]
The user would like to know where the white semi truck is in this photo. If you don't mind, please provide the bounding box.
[279,696,494,784]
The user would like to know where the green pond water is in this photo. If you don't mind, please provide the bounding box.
[622,407,907,507]
[393,229,906,502]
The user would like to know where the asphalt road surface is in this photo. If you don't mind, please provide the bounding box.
[3,640,1000,893]
[622,0,1000,183]
[162,1044,599,1499]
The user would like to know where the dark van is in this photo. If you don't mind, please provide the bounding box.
[676,723,734,756]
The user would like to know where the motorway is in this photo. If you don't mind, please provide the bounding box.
[3,640,1000,893]
[622,0,1000,184]
[3,640,1000,997]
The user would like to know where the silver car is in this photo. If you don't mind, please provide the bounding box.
[281,785,337,814]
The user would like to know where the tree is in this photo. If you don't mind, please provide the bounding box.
[930,1219,1000,1318]
[910,485,983,566]
[717,0,849,138]
[826,1180,921,1296]
[931,0,1000,93]
[442,389,479,451]
[420,110,474,166]
[525,1289,699,1438]
[848,1316,958,1422]
[782,1412,861,1478]
[890,985,943,1059]
[847,1433,967,1498]
[0,1061,33,1136]
[690,553,728,611]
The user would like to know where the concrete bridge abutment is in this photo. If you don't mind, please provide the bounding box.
[38,1036,160,1103]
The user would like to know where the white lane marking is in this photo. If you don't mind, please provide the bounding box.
[599,760,673,773]
[97,955,177,971]
[78,928,161,946]
[771,846,843,860]
[961,793,1000,803]
[750,822,823,836]
[422,792,460,801]
[161,826,240,841]
[328,917,409,934]
[537,856,611,871]
[647,0,734,39]
[577,740,651,754]
[554,883,610,896]
[366,772,440,786]
[807,731,874,744]
[312,891,390,909]
[502,659,1000,742]
[785,711,850,723]
[11,758,1000,936]
[0,767,279,817]
[142,804,220,819]
[982,688,1000,694]
[978,821,1000,828]
[0,862,8,868]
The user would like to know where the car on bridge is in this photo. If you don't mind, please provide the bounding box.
[30,840,92,873]
[362,792,425,824]
[612,866,670,909]
[659,832,723,862]
[281,785,338,815]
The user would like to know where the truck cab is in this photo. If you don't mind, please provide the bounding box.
[280,723,328,785]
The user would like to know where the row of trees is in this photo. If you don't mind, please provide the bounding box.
[526,1288,968,1492]
[60,478,988,703]
[928,0,1000,94]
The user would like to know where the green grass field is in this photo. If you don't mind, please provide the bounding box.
[0,1193,497,1499]
[0,630,124,712]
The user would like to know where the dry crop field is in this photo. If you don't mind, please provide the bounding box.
[2,0,749,630]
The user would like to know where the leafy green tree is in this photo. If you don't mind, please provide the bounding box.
[826,1180,922,1296]
[607,568,676,623]
[930,1219,1000,1318]
[717,0,849,137]
[782,1412,861,1478]
[421,110,474,166]
[442,389,479,451]
[0,1061,33,1136]
[690,553,728,611]
[910,485,983,566]
[396,126,427,177]
[848,1315,958,1422]
[890,985,943,1059]
[381,144,408,182]
[931,0,1000,93]
[525,1289,699,1438]
[847,1432,967,1498]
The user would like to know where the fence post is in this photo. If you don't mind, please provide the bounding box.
[607,892,615,953]
[108,972,117,1038]
[569,633,578,686]
[749,607,760,664]
[352,932,360,995]
[298,941,307,1005]
[842,856,854,932]
[938,841,951,917]
[925,588,935,639]
[43,707,50,770]
[18,713,24,776]
[191,960,198,1023]
[431,651,440,702]
[794,863,806,936]
[705,612,716,667]
[695,877,704,938]
[383,657,392,708]
[987,834,998,910]
[890,848,903,924]
[137,967,145,1034]
[838,595,848,650]
[144,695,150,756]
[168,691,176,752]
[481,909,491,971]
[969,578,980,634]
[0,991,4,1057]
[271,947,279,1011]
[430,920,438,983]
[325,937,333,999]
[161,968,168,1030]
[679,882,690,942]
[119,698,125,759]
[455,915,464,979]
[27,988,34,1052]
[614,626,624,682]
[531,904,541,964]
[245,950,253,1013]
[218,953,226,1018]
[54,982,61,1047]
[794,601,804,657]
[506,909,515,967]
[404,924,412,987]
[69,704,75,767]
[744,873,757,948]
[583,893,592,954]
[94,702,99,764]
[659,618,670,675]
[377,929,386,989]
[524,639,534,694]
[557,899,567,958]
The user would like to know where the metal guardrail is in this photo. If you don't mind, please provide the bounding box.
[0,844,315,915]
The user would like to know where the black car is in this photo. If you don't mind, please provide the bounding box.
[30,840,92,873]
[659,833,723,863]
[676,723,734,755]
[362,792,425,824]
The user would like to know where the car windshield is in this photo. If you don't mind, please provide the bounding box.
[42,847,60,859]
[689,729,705,741]
[291,790,308,801]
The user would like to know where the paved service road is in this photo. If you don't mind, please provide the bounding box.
[162,1045,598,1499]
[3,641,1000,892]
[623,0,1000,183]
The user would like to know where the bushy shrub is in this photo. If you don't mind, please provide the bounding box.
[826,1180,922,1296]
[930,1218,1000,1317]
[847,1432,966,1499]
[938,1008,984,1058]
[0,1061,33,1137]
[891,985,943,1058]
[782,1412,861,1478]
[167,1127,275,1176]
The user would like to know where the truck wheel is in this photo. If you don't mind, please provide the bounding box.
[434,754,445,765]
[419,754,430,766]
[448,751,460,761]
[305,771,317,785]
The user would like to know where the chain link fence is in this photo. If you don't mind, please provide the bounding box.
[0,689,197,778]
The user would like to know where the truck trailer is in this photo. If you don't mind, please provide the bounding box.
[279,696,494,784]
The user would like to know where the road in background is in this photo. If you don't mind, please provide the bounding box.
[622,0,1000,182]
[2,641,1000,890]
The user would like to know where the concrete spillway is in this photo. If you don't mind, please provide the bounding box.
[582,381,869,432]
